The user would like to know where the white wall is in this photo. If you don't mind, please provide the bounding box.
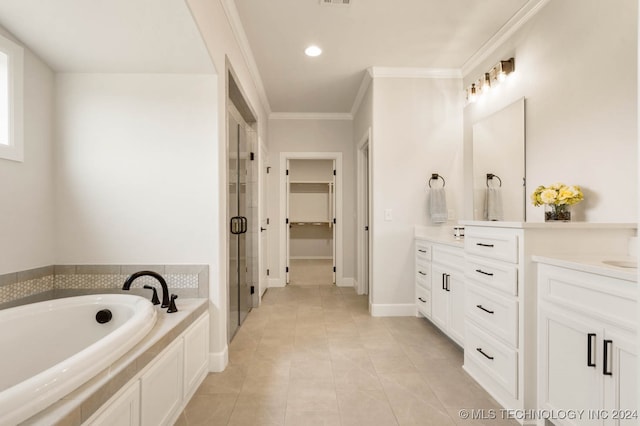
[370,77,463,312]
[0,28,54,274]
[54,74,217,264]
[463,0,637,222]
[187,0,269,367]
[267,119,355,284]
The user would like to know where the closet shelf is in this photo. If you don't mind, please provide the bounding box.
[290,221,331,226]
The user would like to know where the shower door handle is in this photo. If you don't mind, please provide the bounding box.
[240,216,248,234]
[230,216,242,235]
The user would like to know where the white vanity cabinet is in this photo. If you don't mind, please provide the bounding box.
[414,237,464,346]
[458,221,636,424]
[414,240,432,318]
[537,262,637,426]
[430,245,465,346]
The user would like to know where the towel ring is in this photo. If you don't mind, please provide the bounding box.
[428,173,445,188]
[486,173,502,187]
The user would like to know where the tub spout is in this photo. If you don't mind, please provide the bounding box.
[123,271,170,308]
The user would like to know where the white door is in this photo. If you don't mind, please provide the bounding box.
[447,270,465,345]
[259,145,269,298]
[285,159,290,284]
[603,328,637,426]
[540,305,604,426]
[430,265,448,331]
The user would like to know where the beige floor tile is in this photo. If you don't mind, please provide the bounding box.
[196,365,247,395]
[182,393,238,425]
[178,279,521,425]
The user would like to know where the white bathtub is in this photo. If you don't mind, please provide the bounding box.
[0,294,157,425]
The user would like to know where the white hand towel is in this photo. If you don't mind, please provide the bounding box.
[483,187,504,221]
[429,188,448,224]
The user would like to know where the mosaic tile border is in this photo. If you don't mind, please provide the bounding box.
[0,264,208,307]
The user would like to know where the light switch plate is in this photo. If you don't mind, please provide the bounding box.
[384,209,392,221]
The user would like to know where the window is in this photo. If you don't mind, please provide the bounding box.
[0,33,23,162]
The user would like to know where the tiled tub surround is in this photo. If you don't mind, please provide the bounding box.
[21,298,208,426]
[0,265,209,308]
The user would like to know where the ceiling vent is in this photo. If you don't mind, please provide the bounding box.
[320,0,351,6]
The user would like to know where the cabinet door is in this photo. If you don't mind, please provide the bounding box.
[89,381,140,426]
[539,305,603,426]
[140,339,184,426]
[447,270,465,345]
[603,328,637,426]
[430,264,448,331]
[183,314,210,401]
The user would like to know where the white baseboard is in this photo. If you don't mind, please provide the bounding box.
[208,345,228,372]
[289,256,333,260]
[370,303,417,317]
[268,278,286,288]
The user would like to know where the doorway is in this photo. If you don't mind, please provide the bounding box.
[357,129,372,299]
[286,159,335,285]
[227,69,258,342]
[279,152,343,287]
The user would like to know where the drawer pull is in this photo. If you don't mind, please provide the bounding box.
[587,333,596,367]
[418,297,427,303]
[476,243,495,248]
[476,347,494,360]
[475,269,494,276]
[476,304,494,314]
[603,340,613,376]
[418,271,427,276]
[418,249,427,253]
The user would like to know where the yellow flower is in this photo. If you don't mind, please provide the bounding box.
[540,188,558,204]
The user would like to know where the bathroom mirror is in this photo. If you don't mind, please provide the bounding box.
[472,97,525,221]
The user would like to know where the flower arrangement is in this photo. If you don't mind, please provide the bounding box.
[531,183,583,221]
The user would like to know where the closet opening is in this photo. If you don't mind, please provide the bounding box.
[280,152,343,287]
[286,159,335,285]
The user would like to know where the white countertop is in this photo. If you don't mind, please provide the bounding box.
[532,255,638,282]
[414,226,464,248]
[459,220,637,230]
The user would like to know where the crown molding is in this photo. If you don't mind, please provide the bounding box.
[269,112,353,121]
[369,67,462,79]
[461,0,551,77]
[350,70,373,117]
[221,0,272,115]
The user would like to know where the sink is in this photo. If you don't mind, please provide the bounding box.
[602,260,638,269]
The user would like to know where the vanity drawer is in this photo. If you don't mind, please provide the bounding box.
[416,286,431,318]
[465,321,518,398]
[465,229,518,264]
[538,263,637,330]
[466,283,518,347]
[465,255,518,296]
[416,261,430,289]
[432,245,464,271]
[415,242,431,261]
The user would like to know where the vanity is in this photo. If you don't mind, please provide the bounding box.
[415,222,636,425]
[535,256,637,426]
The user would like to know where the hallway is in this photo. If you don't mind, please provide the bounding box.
[177,286,516,425]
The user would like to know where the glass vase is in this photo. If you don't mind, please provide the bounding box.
[544,204,571,222]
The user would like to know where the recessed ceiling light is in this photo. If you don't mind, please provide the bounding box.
[305,45,322,57]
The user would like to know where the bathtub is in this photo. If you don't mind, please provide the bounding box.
[0,294,157,425]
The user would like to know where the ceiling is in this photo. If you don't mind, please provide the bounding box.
[232,0,531,114]
[0,0,213,74]
[0,0,536,115]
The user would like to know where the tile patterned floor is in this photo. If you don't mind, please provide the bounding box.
[289,259,333,286]
[176,286,517,425]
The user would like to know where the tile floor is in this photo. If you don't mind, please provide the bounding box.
[289,259,333,286]
[176,286,517,425]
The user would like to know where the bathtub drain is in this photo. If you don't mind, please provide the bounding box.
[95,309,113,324]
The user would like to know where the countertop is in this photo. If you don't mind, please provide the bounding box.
[414,226,464,248]
[22,298,209,426]
[459,220,637,230]
[532,255,638,282]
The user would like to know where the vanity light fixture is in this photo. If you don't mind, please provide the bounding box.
[465,57,515,105]
[304,45,322,57]
[466,84,478,103]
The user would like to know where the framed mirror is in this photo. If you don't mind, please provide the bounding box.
[472,98,525,221]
